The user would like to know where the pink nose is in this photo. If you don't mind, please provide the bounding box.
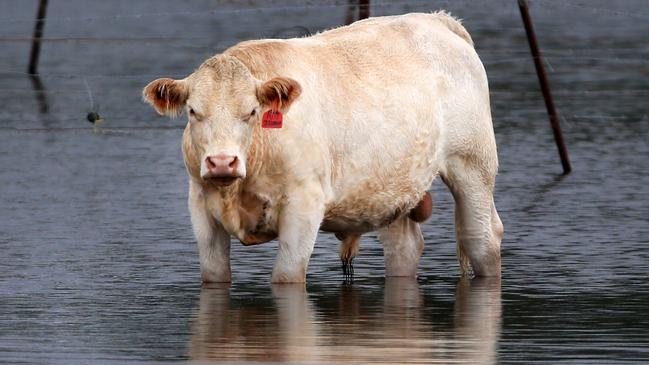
[205,154,239,178]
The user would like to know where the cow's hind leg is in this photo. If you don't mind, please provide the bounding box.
[441,156,503,277]
[379,216,424,277]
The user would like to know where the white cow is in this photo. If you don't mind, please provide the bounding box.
[143,12,503,283]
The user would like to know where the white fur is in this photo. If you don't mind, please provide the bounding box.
[145,12,503,283]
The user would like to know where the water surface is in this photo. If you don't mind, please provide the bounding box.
[1,1,648,363]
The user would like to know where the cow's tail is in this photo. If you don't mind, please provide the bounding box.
[432,11,474,48]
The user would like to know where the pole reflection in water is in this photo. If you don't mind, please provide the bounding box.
[188,278,501,364]
[29,75,49,114]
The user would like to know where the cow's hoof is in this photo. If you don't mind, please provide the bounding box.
[271,268,307,284]
[201,269,231,283]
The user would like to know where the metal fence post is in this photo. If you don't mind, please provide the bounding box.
[28,0,49,75]
[359,0,370,20]
[518,0,571,174]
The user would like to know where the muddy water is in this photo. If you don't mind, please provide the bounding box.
[1,0,648,363]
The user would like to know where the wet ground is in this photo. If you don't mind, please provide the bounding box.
[1,0,648,363]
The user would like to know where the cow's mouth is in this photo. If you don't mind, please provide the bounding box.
[204,176,240,186]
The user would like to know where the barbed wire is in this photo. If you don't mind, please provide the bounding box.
[0,0,442,24]
[0,70,185,78]
[2,0,648,25]
[532,0,649,20]
[0,125,186,132]
[1,0,646,135]
[0,37,218,42]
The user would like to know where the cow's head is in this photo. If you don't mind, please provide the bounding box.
[143,56,301,187]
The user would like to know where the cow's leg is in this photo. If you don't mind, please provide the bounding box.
[337,233,360,277]
[189,182,231,283]
[441,156,503,277]
[378,216,424,277]
[272,186,325,284]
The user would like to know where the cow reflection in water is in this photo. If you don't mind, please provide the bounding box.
[188,278,501,364]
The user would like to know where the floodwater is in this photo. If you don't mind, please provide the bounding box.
[1,0,648,364]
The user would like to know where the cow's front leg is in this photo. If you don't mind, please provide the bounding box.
[272,186,325,284]
[189,181,231,283]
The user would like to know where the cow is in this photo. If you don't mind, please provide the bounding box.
[143,12,504,283]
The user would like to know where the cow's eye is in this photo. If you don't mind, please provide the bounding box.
[188,108,203,121]
[243,108,256,123]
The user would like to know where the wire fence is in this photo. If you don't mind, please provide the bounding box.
[1,0,647,132]
[2,0,649,24]
[1,1,646,73]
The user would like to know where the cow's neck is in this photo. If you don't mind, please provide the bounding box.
[207,127,279,245]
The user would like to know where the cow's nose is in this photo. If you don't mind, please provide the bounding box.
[205,154,239,177]
[228,155,239,169]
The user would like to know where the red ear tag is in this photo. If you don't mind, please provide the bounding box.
[262,110,283,128]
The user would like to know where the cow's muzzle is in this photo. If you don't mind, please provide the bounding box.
[202,154,243,186]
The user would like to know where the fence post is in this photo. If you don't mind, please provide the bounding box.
[518,0,571,174]
[358,0,370,20]
[28,0,49,75]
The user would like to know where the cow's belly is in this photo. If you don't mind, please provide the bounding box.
[322,162,439,234]
[322,106,441,234]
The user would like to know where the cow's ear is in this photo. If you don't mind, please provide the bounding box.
[257,77,301,112]
[142,78,188,117]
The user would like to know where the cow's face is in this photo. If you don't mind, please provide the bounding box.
[143,56,301,186]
